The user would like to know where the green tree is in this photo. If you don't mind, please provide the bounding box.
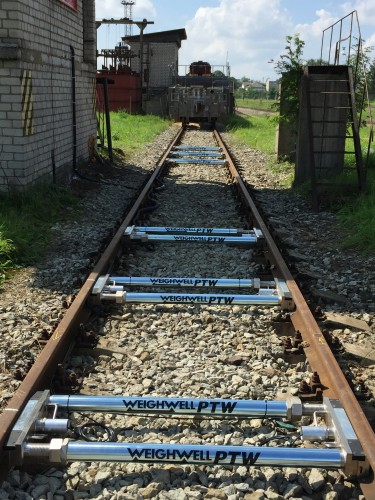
[306,57,328,65]
[368,58,375,98]
[347,39,374,118]
[270,34,305,124]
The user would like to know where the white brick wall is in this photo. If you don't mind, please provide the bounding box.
[0,0,96,191]
[131,42,178,87]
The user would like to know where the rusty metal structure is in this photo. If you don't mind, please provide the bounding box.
[320,10,374,173]
[96,17,154,114]
[296,11,373,207]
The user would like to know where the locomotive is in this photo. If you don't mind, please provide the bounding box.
[168,61,234,126]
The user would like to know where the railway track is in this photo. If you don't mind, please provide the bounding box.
[0,125,374,498]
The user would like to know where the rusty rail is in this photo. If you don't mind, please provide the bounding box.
[0,127,373,495]
[0,126,184,467]
[215,129,375,493]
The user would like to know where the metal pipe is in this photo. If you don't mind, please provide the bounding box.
[127,234,258,244]
[103,78,113,162]
[48,395,295,418]
[24,440,345,469]
[337,20,343,65]
[174,146,221,151]
[328,27,333,65]
[107,277,275,289]
[348,14,354,63]
[34,419,69,434]
[70,46,77,172]
[132,226,248,235]
[320,30,325,64]
[170,151,224,158]
[301,426,335,442]
[167,158,225,165]
[321,10,357,33]
[104,291,281,306]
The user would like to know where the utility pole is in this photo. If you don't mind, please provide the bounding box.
[136,19,148,113]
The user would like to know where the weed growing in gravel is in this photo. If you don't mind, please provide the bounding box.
[0,229,15,283]
[225,114,294,188]
[0,185,80,281]
[338,168,375,253]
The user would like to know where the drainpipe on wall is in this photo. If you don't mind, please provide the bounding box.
[70,45,77,173]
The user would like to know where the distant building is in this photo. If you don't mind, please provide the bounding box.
[241,81,266,92]
[123,29,187,115]
[266,79,279,93]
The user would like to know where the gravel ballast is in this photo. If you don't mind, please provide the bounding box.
[0,125,373,500]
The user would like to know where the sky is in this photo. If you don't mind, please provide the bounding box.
[95,0,375,81]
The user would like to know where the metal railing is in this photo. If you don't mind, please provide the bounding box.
[320,10,374,171]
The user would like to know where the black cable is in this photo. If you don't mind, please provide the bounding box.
[257,421,300,447]
[76,422,116,442]
[72,167,138,190]
[71,412,116,442]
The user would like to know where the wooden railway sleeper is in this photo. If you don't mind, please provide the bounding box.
[5,391,369,478]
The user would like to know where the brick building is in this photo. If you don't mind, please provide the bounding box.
[0,0,96,191]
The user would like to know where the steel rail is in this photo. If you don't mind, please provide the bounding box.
[0,127,373,493]
[214,129,375,491]
[0,126,185,468]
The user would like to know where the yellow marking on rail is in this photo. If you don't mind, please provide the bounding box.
[52,330,63,341]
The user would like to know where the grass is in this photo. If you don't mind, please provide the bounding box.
[0,230,15,281]
[109,110,173,155]
[337,161,375,253]
[225,114,277,154]
[224,112,375,254]
[225,114,294,188]
[234,97,277,110]
[0,185,80,278]
[0,112,174,282]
